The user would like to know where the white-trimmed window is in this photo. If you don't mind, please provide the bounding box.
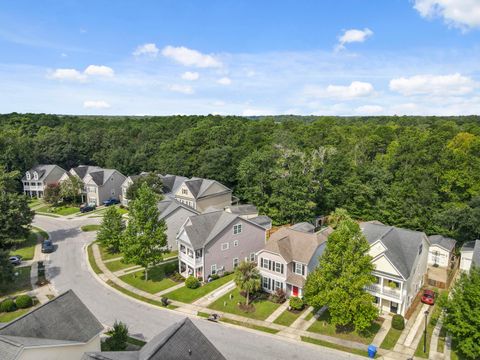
[26,172,31,180]
[261,258,269,268]
[233,240,239,247]
[262,276,269,289]
[295,262,304,275]
[211,264,217,275]
[233,224,242,235]
[275,262,283,274]
[221,243,229,251]
[233,258,239,268]
[180,245,186,254]
[249,253,255,262]
[33,172,38,180]
[182,188,188,195]
[274,281,282,291]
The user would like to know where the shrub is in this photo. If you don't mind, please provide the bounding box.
[210,274,220,281]
[0,299,16,312]
[223,271,233,277]
[15,295,33,309]
[161,297,169,306]
[289,297,304,311]
[197,276,203,282]
[163,261,178,275]
[171,272,185,282]
[103,321,128,351]
[392,314,405,330]
[270,289,286,304]
[185,276,200,289]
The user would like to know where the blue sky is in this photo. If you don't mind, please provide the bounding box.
[1,0,480,115]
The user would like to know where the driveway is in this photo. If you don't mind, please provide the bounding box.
[33,215,360,360]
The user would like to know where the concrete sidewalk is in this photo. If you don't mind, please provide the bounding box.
[193,280,236,307]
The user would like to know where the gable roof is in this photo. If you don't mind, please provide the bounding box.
[182,178,231,200]
[225,204,258,216]
[82,318,225,360]
[360,221,428,279]
[0,290,103,359]
[249,215,272,229]
[264,226,332,264]
[289,222,315,233]
[157,199,199,220]
[22,165,64,182]
[428,235,456,252]
[71,165,103,180]
[160,174,188,196]
[87,169,119,186]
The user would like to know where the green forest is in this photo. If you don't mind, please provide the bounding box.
[1,113,480,244]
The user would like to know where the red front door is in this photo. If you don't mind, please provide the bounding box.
[292,286,298,297]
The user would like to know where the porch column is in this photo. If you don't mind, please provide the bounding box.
[380,277,384,293]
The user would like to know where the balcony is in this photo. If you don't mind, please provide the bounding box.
[365,284,401,300]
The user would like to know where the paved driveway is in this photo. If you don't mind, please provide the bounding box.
[33,215,360,360]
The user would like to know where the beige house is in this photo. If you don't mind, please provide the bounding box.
[0,290,103,360]
[460,240,480,273]
[174,177,232,212]
[257,224,332,298]
[119,172,150,206]
[426,235,456,288]
[22,165,67,198]
[59,165,102,203]
[83,169,126,206]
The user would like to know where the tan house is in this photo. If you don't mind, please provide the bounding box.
[257,224,332,298]
[426,235,456,288]
[22,165,67,198]
[83,168,126,206]
[0,290,103,360]
[174,177,232,212]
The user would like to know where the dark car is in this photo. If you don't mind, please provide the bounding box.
[9,255,22,266]
[421,289,435,305]
[80,204,96,213]
[102,198,120,206]
[41,240,54,253]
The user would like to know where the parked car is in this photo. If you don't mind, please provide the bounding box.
[421,289,435,305]
[80,204,96,213]
[41,240,54,253]
[102,198,119,206]
[9,255,22,266]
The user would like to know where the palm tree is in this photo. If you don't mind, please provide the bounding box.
[234,261,261,306]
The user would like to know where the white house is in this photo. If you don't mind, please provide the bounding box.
[426,235,456,288]
[460,240,480,273]
[22,165,67,198]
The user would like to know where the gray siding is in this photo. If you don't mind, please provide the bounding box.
[196,192,232,212]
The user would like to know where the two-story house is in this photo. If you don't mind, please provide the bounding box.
[174,178,232,212]
[361,221,430,316]
[257,224,332,298]
[119,172,150,206]
[59,165,103,203]
[160,174,188,198]
[22,165,67,198]
[426,235,456,288]
[176,210,267,279]
[460,239,480,273]
[83,168,126,206]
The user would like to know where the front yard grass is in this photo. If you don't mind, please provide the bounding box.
[81,224,101,232]
[9,230,41,260]
[87,243,102,274]
[273,307,306,326]
[36,204,79,216]
[301,336,371,358]
[208,288,281,321]
[307,310,382,345]
[119,263,178,294]
[165,274,234,304]
[380,327,403,350]
[220,317,279,334]
[98,244,123,261]
[0,307,32,323]
[105,259,137,273]
[0,266,32,296]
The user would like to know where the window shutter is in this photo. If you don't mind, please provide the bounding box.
[281,264,284,274]
[268,278,271,290]
[269,260,272,271]
[302,265,305,276]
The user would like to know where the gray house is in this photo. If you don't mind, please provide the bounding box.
[22,164,67,198]
[174,177,232,212]
[82,318,225,360]
[177,210,267,279]
[460,239,480,273]
[83,168,126,206]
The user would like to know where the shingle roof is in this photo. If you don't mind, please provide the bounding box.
[86,169,120,186]
[82,318,225,360]
[72,165,102,180]
[160,175,188,196]
[286,273,306,288]
[249,215,272,229]
[157,199,199,220]
[428,235,456,252]
[360,222,428,279]
[0,290,103,349]
[0,337,22,360]
[264,226,332,264]
[183,178,231,199]
[22,165,61,181]
[290,222,315,233]
[225,204,258,216]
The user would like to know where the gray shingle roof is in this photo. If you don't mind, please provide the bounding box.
[82,318,225,360]
[157,199,199,220]
[160,175,188,196]
[225,204,258,216]
[249,215,272,229]
[22,165,61,181]
[72,165,103,180]
[290,222,315,233]
[0,337,22,360]
[360,222,428,279]
[428,235,456,252]
[183,178,231,199]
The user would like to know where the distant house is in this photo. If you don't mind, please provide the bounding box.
[174,178,232,212]
[361,221,430,316]
[22,164,67,198]
[160,174,188,198]
[257,224,332,298]
[82,318,225,360]
[426,235,457,288]
[0,290,103,360]
[119,172,149,206]
[460,240,480,273]
[225,204,272,229]
[177,210,267,279]
[59,165,103,203]
[83,168,126,206]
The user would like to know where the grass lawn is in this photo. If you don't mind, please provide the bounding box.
[273,307,306,326]
[0,266,32,296]
[305,309,315,321]
[81,224,101,232]
[165,274,234,303]
[106,280,165,307]
[120,264,178,294]
[220,317,279,334]
[36,204,79,216]
[380,327,403,350]
[87,243,102,274]
[9,232,39,260]
[437,326,446,353]
[301,336,371,358]
[208,288,281,321]
[32,226,49,239]
[307,310,382,345]
[105,259,137,272]
[0,307,32,323]
[27,198,42,208]
[98,244,123,261]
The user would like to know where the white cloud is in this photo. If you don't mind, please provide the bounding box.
[356,105,384,114]
[217,77,232,85]
[83,100,110,109]
[181,71,200,81]
[168,84,194,94]
[162,45,222,68]
[50,68,86,82]
[133,43,159,57]
[84,65,114,77]
[389,73,475,96]
[413,0,480,30]
[336,28,373,51]
[242,108,272,116]
[305,81,374,100]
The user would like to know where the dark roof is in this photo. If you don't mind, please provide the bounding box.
[249,215,272,229]
[290,222,315,233]
[183,178,231,200]
[22,165,62,182]
[87,169,121,186]
[361,222,428,279]
[0,290,103,349]
[72,165,102,180]
[157,199,199,220]
[82,318,225,360]
[428,235,456,252]
[160,175,188,195]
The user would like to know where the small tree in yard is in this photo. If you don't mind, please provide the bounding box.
[234,261,261,307]
[122,183,167,281]
[441,267,480,360]
[126,173,164,202]
[43,183,61,204]
[60,176,83,204]
[103,321,128,351]
[304,208,378,332]
[97,206,124,253]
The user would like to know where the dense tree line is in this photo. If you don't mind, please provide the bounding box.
[1,113,480,243]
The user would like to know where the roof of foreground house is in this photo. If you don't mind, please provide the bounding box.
[182,178,231,200]
[82,318,225,360]
[289,222,315,233]
[263,225,332,264]
[22,165,64,182]
[157,198,199,220]
[428,235,456,252]
[360,221,429,279]
[0,290,103,360]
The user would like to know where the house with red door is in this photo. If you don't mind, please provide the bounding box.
[256,223,332,298]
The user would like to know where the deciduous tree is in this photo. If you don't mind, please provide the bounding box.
[97,206,124,254]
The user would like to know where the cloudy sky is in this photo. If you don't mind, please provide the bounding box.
[1,0,480,116]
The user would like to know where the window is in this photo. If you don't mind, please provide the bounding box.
[261,258,269,268]
[33,172,38,180]
[233,258,239,268]
[211,264,217,275]
[274,281,283,291]
[233,240,239,247]
[26,172,31,180]
[221,243,229,251]
[180,245,186,254]
[111,189,115,195]
[187,249,194,258]
[275,262,282,274]
[262,276,269,290]
[195,249,202,258]
[374,296,380,304]
[233,224,242,235]
[182,188,188,195]
[249,253,255,262]
[295,262,304,275]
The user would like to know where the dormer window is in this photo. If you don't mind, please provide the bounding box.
[233,224,242,235]
[26,172,31,180]
[33,172,38,180]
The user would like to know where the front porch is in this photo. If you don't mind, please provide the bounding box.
[179,259,203,279]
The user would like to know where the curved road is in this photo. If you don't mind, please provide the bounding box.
[33,215,359,360]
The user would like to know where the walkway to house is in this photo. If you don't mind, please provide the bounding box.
[393,302,430,356]
[265,301,289,323]
[371,314,392,348]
